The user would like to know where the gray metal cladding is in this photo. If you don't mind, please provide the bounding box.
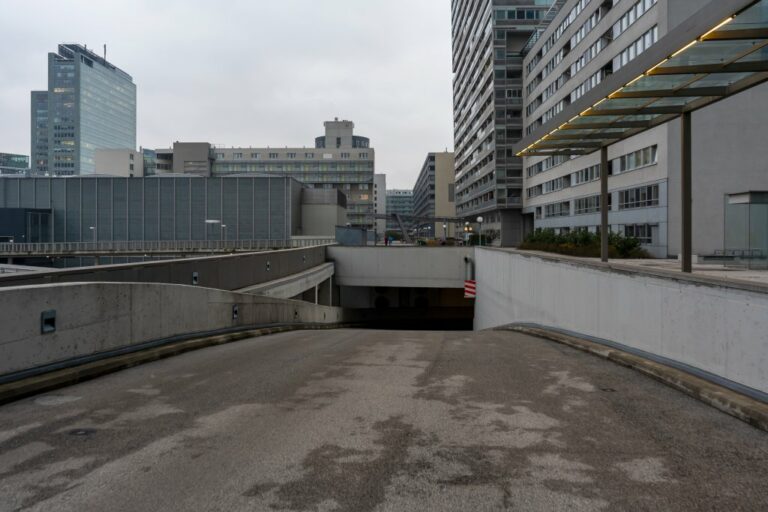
[0,176,295,243]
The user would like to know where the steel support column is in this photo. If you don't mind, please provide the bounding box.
[681,111,693,273]
[600,146,609,262]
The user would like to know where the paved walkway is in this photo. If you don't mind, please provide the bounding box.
[1,329,766,511]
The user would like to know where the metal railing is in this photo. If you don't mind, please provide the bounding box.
[0,238,336,255]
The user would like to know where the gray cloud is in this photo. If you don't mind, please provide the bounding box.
[0,0,454,188]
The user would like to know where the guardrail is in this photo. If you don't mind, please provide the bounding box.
[0,238,336,255]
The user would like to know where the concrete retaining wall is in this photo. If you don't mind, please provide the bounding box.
[0,246,328,291]
[475,248,768,396]
[0,281,353,378]
[328,246,472,288]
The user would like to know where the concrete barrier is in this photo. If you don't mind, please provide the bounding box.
[0,246,330,291]
[327,246,472,288]
[475,248,768,397]
[0,281,354,379]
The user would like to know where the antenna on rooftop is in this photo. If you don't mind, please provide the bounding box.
[104,44,107,61]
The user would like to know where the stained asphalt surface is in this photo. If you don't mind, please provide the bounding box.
[1,329,767,511]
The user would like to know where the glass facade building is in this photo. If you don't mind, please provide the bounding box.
[386,190,414,230]
[31,44,136,176]
[0,153,30,175]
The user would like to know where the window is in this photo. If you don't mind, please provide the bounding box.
[305,152,314,159]
[287,153,296,159]
[129,163,134,171]
[360,184,369,190]
[615,26,659,71]
[614,0,658,39]
[359,153,369,159]
[215,153,225,159]
[618,184,660,210]
[269,153,278,159]
[250,152,260,159]
[625,224,655,244]
[336,137,342,148]
[233,153,243,159]
[544,201,571,218]
[129,153,134,160]
[574,195,611,214]
[341,152,350,159]
[572,164,601,186]
[612,145,658,174]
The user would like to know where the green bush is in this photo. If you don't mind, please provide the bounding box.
[520,228,651,259]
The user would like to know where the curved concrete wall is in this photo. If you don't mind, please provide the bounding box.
[0,281,352,378]
[475,248,768,396]
[0,246,328,291]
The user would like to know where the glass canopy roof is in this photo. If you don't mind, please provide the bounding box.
[516,0,768,157]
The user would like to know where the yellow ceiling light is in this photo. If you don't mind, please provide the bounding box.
[671,40,698,58]
[700,16,735,40]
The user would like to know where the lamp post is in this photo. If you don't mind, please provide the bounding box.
[442,223,447,241]
[221,224,227,242]
[476,216,484,247]
[89,226,96,243]
[205,219,220,246]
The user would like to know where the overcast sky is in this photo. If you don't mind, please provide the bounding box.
[0,0,454,189]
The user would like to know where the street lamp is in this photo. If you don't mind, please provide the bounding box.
[476,216,484,247]
[221,224,227,242]
[205,219,220,243]
[442,223,447,241]
[89,226,96,243]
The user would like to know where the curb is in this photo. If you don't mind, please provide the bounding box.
[0,323,350,406]
[502,325,768,433]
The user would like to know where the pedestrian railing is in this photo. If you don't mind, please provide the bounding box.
[0,238,336,255]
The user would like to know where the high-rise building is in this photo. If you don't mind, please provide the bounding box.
[31,44,136,175]
[386,189,414,231]
[412,152,457,238]
[451,1,556,246]
[158,120,376,229]
[520,0,768,258]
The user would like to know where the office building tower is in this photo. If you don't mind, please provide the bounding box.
[31,44,136,175]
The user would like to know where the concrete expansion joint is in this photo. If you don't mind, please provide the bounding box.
[499,325,768,433]
[0,323,356,406]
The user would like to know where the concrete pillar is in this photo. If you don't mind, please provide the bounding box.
[314,284,319,305]
[681,112,693,273]
[600,145,609,263]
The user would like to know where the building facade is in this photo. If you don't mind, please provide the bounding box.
[0,176,308,243]
[412,152,457,238]
[94,149,144,177]
[157,120,376,230]
[451,0,556,246]
[374,174,387,238]
[521,0,768,257]
[31,44,137,176]
[386,189,414,231]
[0,153,30,175]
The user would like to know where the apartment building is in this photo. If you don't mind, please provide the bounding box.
[386,190,414,231]
[451,0,558,246]
[521,0,768,257]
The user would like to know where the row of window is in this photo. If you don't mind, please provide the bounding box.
[529,0,592,74]
[216,152,370,160]
[614,0,658,39]
[526,144,657,182]
[570,69,604,103]
[614,26,658,71]
[570,9,601,49]
[535,183,660,217]
[494,8,546,21]
[533,224,656,245]
[613,145,657,175]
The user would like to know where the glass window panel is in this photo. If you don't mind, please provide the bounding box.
[593,98,655,110]
[687,72,752,88]
[647,96,705,106]
[663,40,763,68]
[623,74,697,92]
[719,1,768,32]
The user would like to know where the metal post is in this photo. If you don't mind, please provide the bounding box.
[681,111,692,273]
[600,146,609,262]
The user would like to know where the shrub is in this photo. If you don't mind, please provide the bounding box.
[520,229,651,259]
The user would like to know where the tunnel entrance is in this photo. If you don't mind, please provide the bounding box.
[339,286,474,331]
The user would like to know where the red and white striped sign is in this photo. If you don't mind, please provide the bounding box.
[464,280,476,299]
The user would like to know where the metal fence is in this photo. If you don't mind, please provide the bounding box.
[0,238,336,255]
